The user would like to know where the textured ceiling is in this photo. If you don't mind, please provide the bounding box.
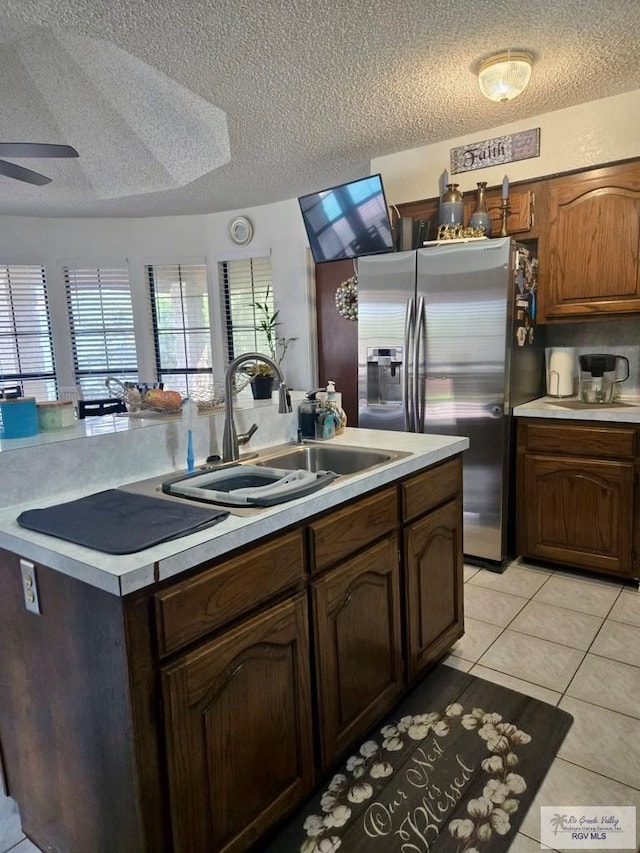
[1,0,639,218]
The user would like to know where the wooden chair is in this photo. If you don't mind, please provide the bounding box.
[77,398,127,419]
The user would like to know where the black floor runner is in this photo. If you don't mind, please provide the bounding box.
[265,664,573,853]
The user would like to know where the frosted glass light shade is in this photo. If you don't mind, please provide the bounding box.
[478,51,533,102]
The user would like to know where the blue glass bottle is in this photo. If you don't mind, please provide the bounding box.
[469,181,491,236]
[438,183,464,227]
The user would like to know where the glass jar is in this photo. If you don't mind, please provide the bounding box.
[469,181,491,236]
[438,183,464,227]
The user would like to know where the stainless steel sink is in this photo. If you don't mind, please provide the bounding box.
[253,443,411,475]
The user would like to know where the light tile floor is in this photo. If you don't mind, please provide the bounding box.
[0,558,639,853]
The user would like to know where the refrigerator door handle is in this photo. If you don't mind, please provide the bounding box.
[412,296,426,432]
[403,297,415,431]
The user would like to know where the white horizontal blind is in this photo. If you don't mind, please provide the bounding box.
[0,264,57,399]
[219,257,274,361]
[65,265,138,398]
[147,263,211,396]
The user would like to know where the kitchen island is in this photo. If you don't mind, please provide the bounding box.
[0,420,468,853]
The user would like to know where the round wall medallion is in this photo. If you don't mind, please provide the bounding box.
[228,215,253,245]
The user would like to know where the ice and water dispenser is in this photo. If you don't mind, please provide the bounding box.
[366,347,403,404]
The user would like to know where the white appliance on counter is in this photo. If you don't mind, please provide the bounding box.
[357,237,545,567]
[546,347,576,397]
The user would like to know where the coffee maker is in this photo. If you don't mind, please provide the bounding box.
[579,353,629,403]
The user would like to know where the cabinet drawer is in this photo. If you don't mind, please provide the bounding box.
[154,530,305,656]
[309,487,397,573]
[520,420,636,459]
[401,456,462,522]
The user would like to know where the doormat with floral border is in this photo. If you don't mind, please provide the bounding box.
[264,664,573,853]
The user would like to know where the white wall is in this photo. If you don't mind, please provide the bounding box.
[0,198,315,392]
[373,90,640,205]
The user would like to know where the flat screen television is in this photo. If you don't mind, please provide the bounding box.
[298,173,395,264]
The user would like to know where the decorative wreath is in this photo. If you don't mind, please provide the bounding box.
[335,276,358,321]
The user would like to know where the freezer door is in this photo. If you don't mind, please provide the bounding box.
[417,239,512,562]
[357,251,416,431]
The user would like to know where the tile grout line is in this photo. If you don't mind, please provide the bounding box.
[463,560,640,841]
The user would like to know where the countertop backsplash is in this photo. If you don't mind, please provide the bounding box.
[545,316,640,397]
[0,396,304,511]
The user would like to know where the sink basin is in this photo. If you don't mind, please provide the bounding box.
[253,443,411,475]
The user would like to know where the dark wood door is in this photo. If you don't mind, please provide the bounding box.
[161,593,314,853]
[311,535,403,770]
[520,453,635,576]
[541,161,640,319]
[403,498,464,681]
[315,259,358,426]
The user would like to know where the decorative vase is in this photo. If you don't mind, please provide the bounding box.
[438,183,464,227]
[250,374,274,400]
[469,181,491,236]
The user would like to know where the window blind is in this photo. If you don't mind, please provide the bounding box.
[65,265,138,398]
[147,263,211,396]
[0,264,57,399]
[219,257,274,361]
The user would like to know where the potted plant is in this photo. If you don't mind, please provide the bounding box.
[246,287,296,399]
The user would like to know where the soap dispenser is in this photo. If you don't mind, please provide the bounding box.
[298,388,323,439]
[325,380,347,435]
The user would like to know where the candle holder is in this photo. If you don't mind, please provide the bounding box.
[499,198,510,237]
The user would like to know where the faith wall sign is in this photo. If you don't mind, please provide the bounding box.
[450,128,540,174]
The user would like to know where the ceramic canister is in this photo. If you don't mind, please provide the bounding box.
[37,400,75,430]
[0,397,39,438]
[547,348,576,397]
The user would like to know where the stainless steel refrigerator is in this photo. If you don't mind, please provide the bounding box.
[357,237,543,566]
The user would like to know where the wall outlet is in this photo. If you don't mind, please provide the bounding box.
[20,559,41,615]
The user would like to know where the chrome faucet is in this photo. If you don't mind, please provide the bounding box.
[222,352,292,462]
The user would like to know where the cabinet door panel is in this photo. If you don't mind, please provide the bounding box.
[311,535,403,770]
[543,162,640,318]
[404,498,464,681]
[161,594,313,853]
[522,454,634,575]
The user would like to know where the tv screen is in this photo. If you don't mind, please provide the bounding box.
[298,173,394,264]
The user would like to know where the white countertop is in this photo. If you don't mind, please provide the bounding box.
[514,396,640,423]
[0,428,468,597]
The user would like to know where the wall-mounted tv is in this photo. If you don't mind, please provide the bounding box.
[298,173,394,264]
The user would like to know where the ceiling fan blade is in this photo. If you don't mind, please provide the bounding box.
[0,143,79,159]
[0,159,51,186]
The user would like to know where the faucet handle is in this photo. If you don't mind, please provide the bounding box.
[238,423,258,446]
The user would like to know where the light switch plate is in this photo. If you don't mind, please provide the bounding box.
[20,559,41,615]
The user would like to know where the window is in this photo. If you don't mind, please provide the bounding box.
[147,263,211,396]
[65,265,138,398]
[0,264,57,399]
[219,256,274,361]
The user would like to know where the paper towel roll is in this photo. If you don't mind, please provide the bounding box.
[547,348,575,397]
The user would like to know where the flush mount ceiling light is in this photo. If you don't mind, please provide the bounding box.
[477,51,533,102]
